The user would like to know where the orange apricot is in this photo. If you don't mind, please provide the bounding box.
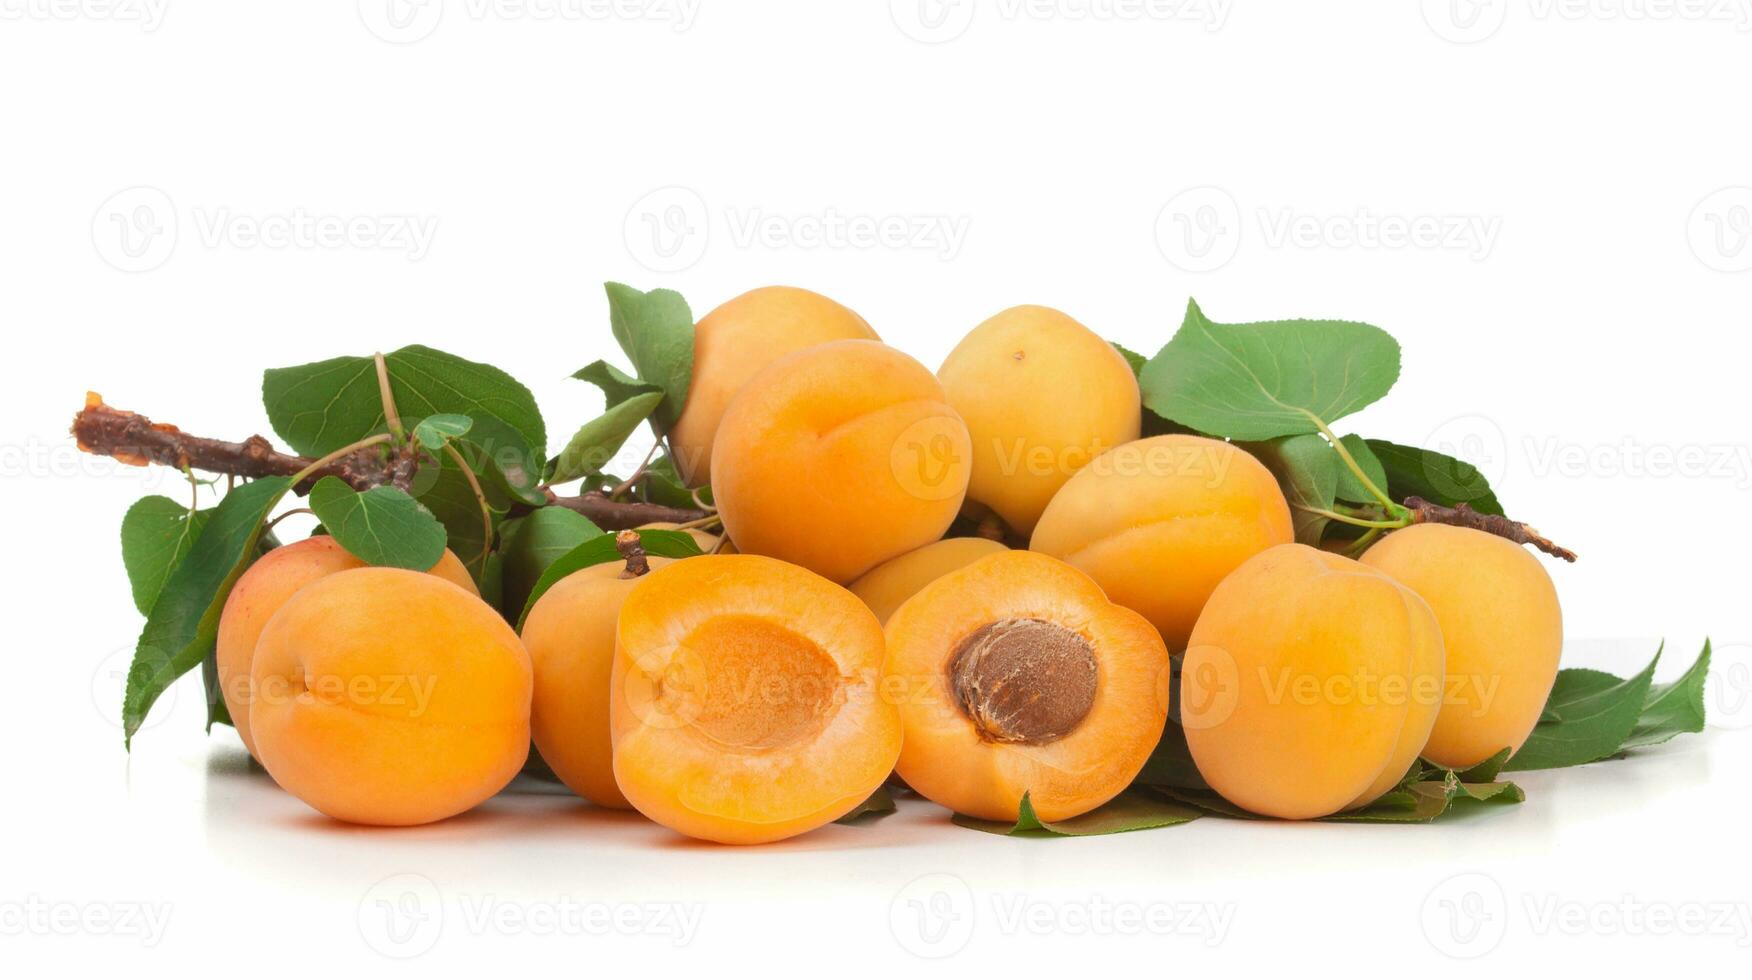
[669,286,878,485]
[847,537,1008,624]
[711,339,971,583]
[1182,544,1444,819]
[249,568,532,826]
[886,550,1170,822]
[938,305,1141,535]
[214,535,475,757]
[610,554,900,844]
[522,544,675,808]
[1030,434,1293,649]
[1361,524,1563,770]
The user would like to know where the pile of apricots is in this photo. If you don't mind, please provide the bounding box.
[214,287,1563,843]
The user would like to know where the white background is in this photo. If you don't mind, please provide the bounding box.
[4,0,1750,973]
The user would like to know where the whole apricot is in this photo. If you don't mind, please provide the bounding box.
[1182,544,1445,819]
[847,536,1007,624]
[611,554,900,844]
[522,550,675,808]
[1030,434,1293,649]
[249,567,532,826]
[215,535,476,757]
[938,306,1141,535]
[887,550,1170,822]
[668,286,878,485]
[711,339,971,583]
[1361,524,1563,770]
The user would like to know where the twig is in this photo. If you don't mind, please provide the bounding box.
[614,529,650,578]
[1403,497,1578,562]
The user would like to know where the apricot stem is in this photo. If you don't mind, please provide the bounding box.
[614,529,651,578]
[1295,504,1404,529]
[608,439,662,500]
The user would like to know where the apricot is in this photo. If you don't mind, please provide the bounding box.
[847,536,1008,624]
[1030,434,1293,649]
[1182,544,1444,819]
[711,339,971,583]
[669,286,878,485]
[522,543,675,808]
[249,567,532,826]
[214,535,476,757]
[610,554,900,844]
[938,306,1141,535]
[886,550,1169,822]
[1361,524,1563,770]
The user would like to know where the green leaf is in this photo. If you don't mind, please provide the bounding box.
[1111,342,1146,379]
[1364,438,1504,515]
[1139,299,1402,441]
[835,785,898,825]
[1334,435,1389,505]
[263,345,545,458]
[306,477,447,571]
[121,496,213,615]
[1134,720,1211,791]
[516,529,705,628]
[498,507,603,618]
[1626,640,1712,749]
[123,478,293,744]
[201,649,230,731]
[1505,647,1663,772]
[410,453,506,578]
[1327,771,1525,823]
[548,391,665,486]
[1247,434,1341,545]
[412,413,473,452]
[604,282,694,430]
[954,790,1203,837]
[572,359,665,411]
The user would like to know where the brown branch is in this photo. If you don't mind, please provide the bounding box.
[72,394,413,493]
[542,488,708,530]
[72,395,711,529]
[1404,496,1578,562]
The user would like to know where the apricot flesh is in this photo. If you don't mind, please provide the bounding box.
[1182,544,1445,819]
[847,536,1008,624]
[669,286,878,486]
[1361,524,1563,770]
[1030,434,1293,650]
[887,550,1170,822]
[938,305,1141,535]
[214,535,476,757]
[711,339,971,583]
[249,567,532,826]
[611,554,901,844]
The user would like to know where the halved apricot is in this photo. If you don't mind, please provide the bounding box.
[610,555,901,844]
[886,550,1170,822]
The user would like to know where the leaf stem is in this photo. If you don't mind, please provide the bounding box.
[289,434,393,486]
[610,439,662,500]
[374,352,405,441]
[1293,504,1403,529]
[441,441,495,567]
[1302,411,1402,516]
